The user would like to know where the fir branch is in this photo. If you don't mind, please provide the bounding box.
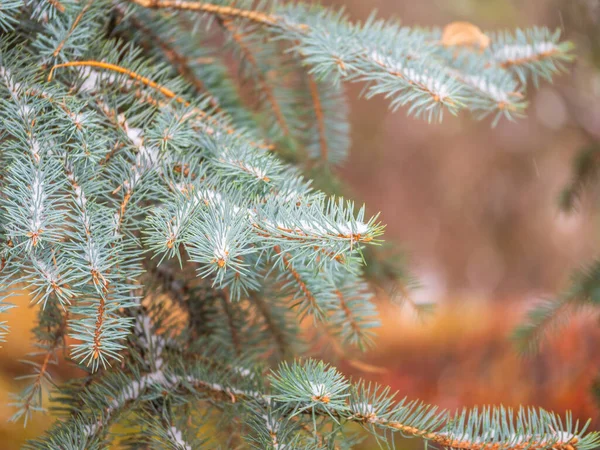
[130,1,572,122]
[221,18,291,137]
[51,358,596,450]
[248,292,289,359]
[514,258,600,353]
[49,58,273,149]
[11,304,68,425]
[115,4,223,111]
[274,245,324,320]
[129,0,461,119]
[306,72,328,164]
[269,360,599,450]
[334,289,364,342]
[48,60,189,105]
[130,0,281,28]
[220,293,242,357]
[513,298,574,354]
[490,28,574,85]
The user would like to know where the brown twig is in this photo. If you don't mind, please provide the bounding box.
[20,309,68,416]
[114,4,222,111]
[248,292,287,358]
[91,295,106,361]
[221,19,290,136]
[273,245,320,315]
[20,351,53,415]
[52,0,94,57]
[129,0,281,28]
[48,60,187,104]
[334,290,361,336]
[48,60,274,150]
[307,73,328,164]
[220,294,242,357]
[47,0,65,13]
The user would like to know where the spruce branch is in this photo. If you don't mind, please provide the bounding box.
[51,0,95,58]
[221,18,291,138]
[10,304,68,425]
[514,259,600,353]
[274,245,324,320]
[48,60,190,105]
[490,28,574,85]
[128,0,571,121]
[113,3,223,111]
[36,358,599,450]
[48,58,274,150]
[248,290,295,360]
[267,360,599,450]
[131,0,281,28]
[306,72,328,164]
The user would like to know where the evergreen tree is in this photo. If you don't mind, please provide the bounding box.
[0,0,596,448]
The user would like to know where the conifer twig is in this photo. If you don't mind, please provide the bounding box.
[220,294,241,356]
[48,60,188,104]
[307,73,328,164]
[48,60,274,149]
[114,4,223,111]
[248,292,288,359]
[52,0,94,57]
[77,364,586,450]
[334,290,361,336]
[497,49,562,69]
[221,19,291,136]
[12,308,68,423]
[129,0,281,28]
[47,0,65,13]
[274,245,321,317]
[18,351,55,419]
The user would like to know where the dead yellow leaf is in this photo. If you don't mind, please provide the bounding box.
[441,21,490,50]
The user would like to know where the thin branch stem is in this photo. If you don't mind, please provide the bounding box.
[220,294,242,357]
[497,49,561,69]
[19,308,68,418]
[47,0,65,13]
[81,366,582,450]
[129,0,281,28]
[20,351,54,417]
[274,245,320,316]
[48,60,187,104]
[221,19,290,136]
[52,0,94,57]
[248,292,287,359]
[307,73,328,164]
[114,4,223,111]
[48,60,274,150]
[92,295,106,361]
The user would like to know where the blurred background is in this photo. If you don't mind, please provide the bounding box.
[328,0,600,446]
[3,0,600,447]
